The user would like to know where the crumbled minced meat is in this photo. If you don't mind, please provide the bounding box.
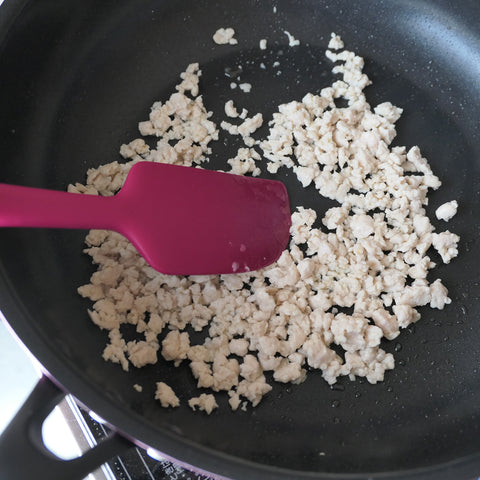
[227,148,262,176]
[75,34,459,412]
[435,200,458,222]
[155,382,180,408]
[188,393,218,414]
[221,113,263,138]
[224,100,240,118]
[328,33,344,51]
[221,110,263,149]
[239,83,252,93]
[212,27,238,45]
[284,31,300,47]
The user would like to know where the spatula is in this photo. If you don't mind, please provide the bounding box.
[0,162,291,275]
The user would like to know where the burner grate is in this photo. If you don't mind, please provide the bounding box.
[79,407,218,480]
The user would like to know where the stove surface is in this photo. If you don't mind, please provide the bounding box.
[0,317,218,480]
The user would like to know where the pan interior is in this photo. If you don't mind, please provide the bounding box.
[1,0,480,477]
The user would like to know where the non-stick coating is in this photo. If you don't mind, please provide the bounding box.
[1,0,480,478]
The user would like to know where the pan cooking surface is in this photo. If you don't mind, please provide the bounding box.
[1,0,480,478]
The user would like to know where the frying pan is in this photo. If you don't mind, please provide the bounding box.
[1,0,480,479]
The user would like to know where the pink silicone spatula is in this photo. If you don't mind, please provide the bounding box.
[0,162,291,275]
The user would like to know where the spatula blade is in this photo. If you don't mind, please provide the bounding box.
[117,162,291,275]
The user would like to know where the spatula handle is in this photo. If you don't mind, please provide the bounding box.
[0,183,120,231]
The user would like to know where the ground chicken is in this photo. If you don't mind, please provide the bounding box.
[75,34,459,413]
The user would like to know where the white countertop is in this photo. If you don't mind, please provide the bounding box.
[0,316,40,433]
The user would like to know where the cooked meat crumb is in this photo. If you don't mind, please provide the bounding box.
[435,200,458,222]
[155,382,180,408]
[213,27,238,45]
[239,83,252,93]
[284,30,300,47]
[75,34,459,413]
[188,394,218,414]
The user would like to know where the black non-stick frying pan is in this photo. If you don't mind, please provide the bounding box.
[1,0,480,479]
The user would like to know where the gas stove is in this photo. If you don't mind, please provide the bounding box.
[0,317,217,480]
